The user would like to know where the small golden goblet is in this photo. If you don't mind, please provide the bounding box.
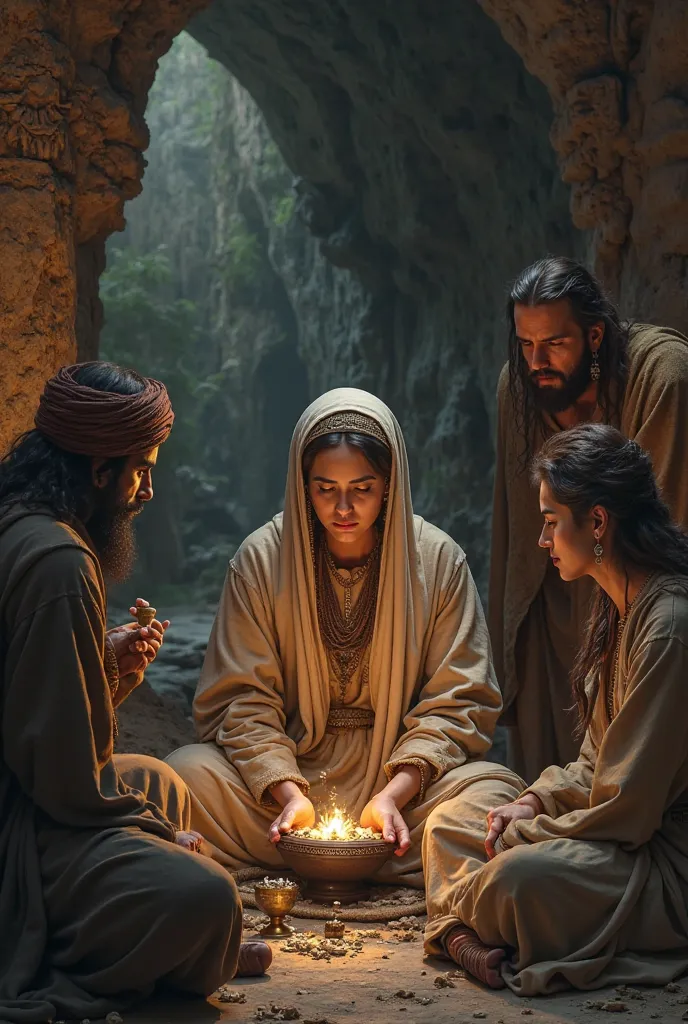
[253,882,299,939]
[136,606,157,628]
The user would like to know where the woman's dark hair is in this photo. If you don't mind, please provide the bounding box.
[508,256,629,469]
[0,362,146,524]
[531,422,688,733]
[302,431,392,481]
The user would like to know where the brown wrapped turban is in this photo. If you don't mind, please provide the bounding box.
[34,363,174,457]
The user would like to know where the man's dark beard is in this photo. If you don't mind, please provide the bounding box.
[527,347,593,414]
[88,488,143,584]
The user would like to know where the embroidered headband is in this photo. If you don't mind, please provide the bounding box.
[304,411,389,449]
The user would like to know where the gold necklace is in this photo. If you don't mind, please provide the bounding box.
[315,534,381,704]
[324,542,378,620]
[607,573,654,721]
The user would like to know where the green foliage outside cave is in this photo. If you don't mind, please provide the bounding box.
[100,32,298,606]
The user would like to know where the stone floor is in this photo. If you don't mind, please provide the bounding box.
[127,918,684,1024]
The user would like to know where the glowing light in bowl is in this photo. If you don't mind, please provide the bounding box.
[291,806,382,842]
[317,809,354,840]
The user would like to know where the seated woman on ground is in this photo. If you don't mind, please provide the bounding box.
[167,388,513,888]
[423,422,688,993]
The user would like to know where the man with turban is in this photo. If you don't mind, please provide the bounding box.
[0,362,269,1024]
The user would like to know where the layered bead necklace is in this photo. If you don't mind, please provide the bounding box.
[315,531,381,705]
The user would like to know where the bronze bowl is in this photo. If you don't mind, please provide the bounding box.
[276,834,394,904]
[253,881,299,938]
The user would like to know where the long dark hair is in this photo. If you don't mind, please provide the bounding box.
[532,423,688,733]
[0,363,146,525]
[302,432,392,481]
[508,256,629,469]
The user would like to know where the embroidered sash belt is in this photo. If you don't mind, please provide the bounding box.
[326,707,375,732]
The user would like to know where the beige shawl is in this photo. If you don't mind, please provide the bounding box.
[195,388,501,813]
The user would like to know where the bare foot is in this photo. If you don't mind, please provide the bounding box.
[234,940,272,977]
[446,926,506,989]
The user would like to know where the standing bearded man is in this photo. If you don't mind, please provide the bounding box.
[490,256,688,783]
[0,362,268,1024]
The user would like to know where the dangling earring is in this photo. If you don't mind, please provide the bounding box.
[305,486,316,563]
[594,535,604,564]
[379,483,390,528]
[590,350,601,381]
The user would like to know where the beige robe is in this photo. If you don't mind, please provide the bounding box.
[425,573,688,993]
[0,508,241,1024]
[489,323,688,781]
[168,388,513,886]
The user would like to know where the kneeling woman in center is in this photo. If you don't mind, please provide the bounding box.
[168,388,513,886]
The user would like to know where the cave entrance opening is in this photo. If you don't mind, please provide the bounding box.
[99,32,308,601]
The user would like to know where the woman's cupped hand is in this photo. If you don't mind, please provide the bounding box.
[360,793,410,856]
[268,781,316,843]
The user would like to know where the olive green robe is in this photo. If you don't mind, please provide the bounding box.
[0,508,241,1024]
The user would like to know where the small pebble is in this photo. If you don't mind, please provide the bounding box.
[105,1015,123,1024]
[271,1008,300,1022]
[585,1001,629,1013]
[666,983,682,993]
[474,1014,487,1020]
[421,969,427,976]
[522,1012,534,1017]
[395,990,415,999]
[216,986,247,1004]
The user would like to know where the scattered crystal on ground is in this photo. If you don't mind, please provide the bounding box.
[216,986,247,1004]
[281,930,370,960]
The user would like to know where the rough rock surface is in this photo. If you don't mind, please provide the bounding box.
[479,0,688,328]
[191,2,581,581]
[0,0,209,454]
[3,0,688,576]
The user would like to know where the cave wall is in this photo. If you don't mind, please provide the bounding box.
[0,0,208,455]
[3,0,688,583]
[478,0,688,327]
[189,0,583,582]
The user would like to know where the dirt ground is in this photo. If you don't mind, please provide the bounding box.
[126,919,685,1024]
[115,606,674,1024]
